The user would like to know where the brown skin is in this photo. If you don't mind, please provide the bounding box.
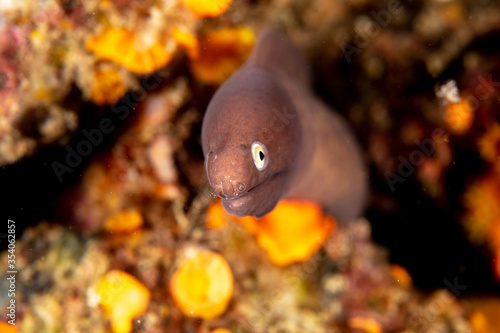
[202,29,368,221]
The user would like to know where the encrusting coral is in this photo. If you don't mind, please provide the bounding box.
[104,209,144,233]
[95,270,151,333]
[478,122,500,174]
[0,213,473,332]
[169,247,234,319]
[85,27,177,75]
[0,322,17,333]
[3,0,500,331]
[189,26,255,85]
[0,0,244,165]
[463,121,500,278]
[180,0,233,17]
[207,199,336,266]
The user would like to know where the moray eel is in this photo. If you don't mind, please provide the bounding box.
[201,29,368,222]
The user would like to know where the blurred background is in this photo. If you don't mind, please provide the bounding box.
[1,0,500,332]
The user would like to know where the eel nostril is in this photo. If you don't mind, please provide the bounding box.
[237,182,246,192]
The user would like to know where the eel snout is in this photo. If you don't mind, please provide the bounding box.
[205,150,254,200]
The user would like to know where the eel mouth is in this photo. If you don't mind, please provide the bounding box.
[213,179,268,217]
[211,169,288,201]
[217,170,290,217]
[220,190,256,217]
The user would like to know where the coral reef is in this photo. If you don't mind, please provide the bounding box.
[2,0,500,331]
[0,0,239,165]
[0,217,471,332]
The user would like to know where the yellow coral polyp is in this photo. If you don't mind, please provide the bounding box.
[469,311,489,333]
[478,122,500,164]
[96,270,151,333]
[86,28,175,74]
[104,209,144,232]
[444,99,474,134]
[389,264,412,289]
[348,316,382,333]
[0,322,17,333]
[211,329,232,333]
[181,0,233,17]
[467,299,500,333]
[172,27,200,59]
[235,200,336,266]
[169,248,234,319]
[464,175,500,243]
[205,198,227,229]
[190,27,255,85]
[89,66,128,105]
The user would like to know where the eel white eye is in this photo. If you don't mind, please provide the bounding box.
[251,141,268,171]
